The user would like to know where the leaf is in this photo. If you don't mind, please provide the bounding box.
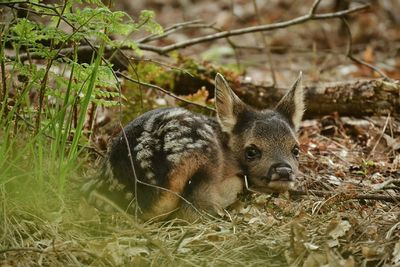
[326,219,351,239]
[361,246,384,259]
[304,242,319,251]
[139,10,163,34]
[326,239,339,248]
[181,87,209,106]
[362,45,375,63]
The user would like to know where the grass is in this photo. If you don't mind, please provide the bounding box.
[1,162,398,266]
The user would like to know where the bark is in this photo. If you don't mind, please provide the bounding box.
[235,79,400,118]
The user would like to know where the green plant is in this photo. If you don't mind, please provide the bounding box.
[0,0,162,212]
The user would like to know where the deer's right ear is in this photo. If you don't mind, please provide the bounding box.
[215,73,245,133]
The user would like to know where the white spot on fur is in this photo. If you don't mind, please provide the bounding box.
[136,132,153,144]
[139,160,151,169]
[171,146,184,153]
[109,178,125,191]
[116,183,125,191]
[136,149,153,162]
[177,137,193,145]
[163,141,176,151]
[163,109,188,119]
[145,171,155,179]
[203,123,213,133]
[133,143,143,151]
[144,113,159,131]
[164,131,184,143]
[178,125,192,133]
[182,116,195,123]
[166,153,183,164]
[196,139,209,147]
[196,129,213,140]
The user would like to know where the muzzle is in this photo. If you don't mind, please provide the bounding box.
[267,163,294,182]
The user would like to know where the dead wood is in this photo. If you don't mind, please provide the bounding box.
[236,79,400,118]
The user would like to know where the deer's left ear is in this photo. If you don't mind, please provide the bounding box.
[215,73,246,133]
[275,72,305,131]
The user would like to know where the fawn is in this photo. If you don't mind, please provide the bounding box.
[84,73,305,220]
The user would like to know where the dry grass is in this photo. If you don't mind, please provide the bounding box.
[1,116,399,266]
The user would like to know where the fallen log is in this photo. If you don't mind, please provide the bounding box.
[236,79,400,118]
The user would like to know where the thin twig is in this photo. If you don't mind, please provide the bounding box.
[309,0,323,15]
[119,124,140,219]
[368,113,391,158]
[0,24,8,117]
[138,20,213,43]
[289,189,400,202]
[341,17,392,81]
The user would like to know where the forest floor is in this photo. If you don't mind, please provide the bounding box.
[1,0,400,266]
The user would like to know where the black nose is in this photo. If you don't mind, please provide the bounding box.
[270,163,292,180]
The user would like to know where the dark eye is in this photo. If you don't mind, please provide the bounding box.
[292,145,300,159]
[245,145,261,161]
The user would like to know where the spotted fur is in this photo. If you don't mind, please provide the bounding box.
[83,73,305,221]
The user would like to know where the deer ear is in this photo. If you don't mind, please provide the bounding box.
[215,73,245,133]
[275,72,305,131]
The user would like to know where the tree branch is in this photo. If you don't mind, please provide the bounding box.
[137,3,369,55]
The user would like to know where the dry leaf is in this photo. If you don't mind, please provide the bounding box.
[362,246,384,259]
[327,219,351,239]
[362,45,375,63]
[181,87,210,105]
